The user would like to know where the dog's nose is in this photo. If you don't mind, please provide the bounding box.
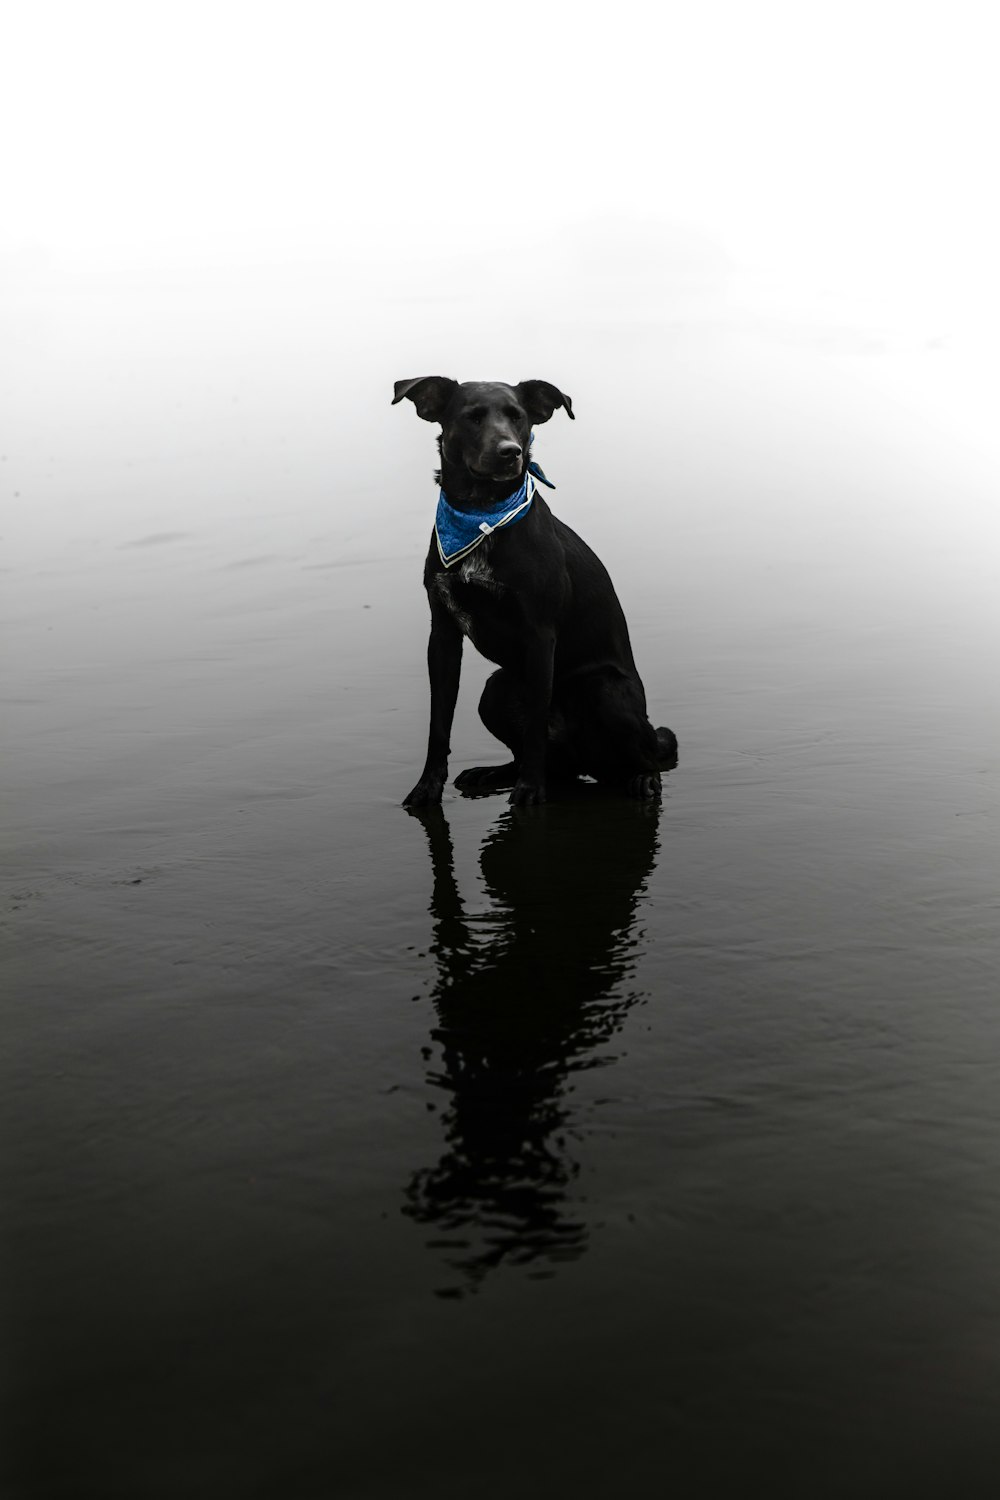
[496,442,522,463]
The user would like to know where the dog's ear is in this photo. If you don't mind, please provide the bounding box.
[514,380,575,424]
[392,377,459,424]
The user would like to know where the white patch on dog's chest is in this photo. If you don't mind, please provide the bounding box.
[432,549,504,641]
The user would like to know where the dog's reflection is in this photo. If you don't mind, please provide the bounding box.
[405,790,662,1295]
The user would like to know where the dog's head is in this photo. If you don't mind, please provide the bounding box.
[392,377,574,486]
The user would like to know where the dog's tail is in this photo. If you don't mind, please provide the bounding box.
[655,726,679,769]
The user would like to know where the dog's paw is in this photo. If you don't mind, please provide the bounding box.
[627,771,662,801]
[455,762,518,792]
[509,779,546,807]
[403,776,444,807]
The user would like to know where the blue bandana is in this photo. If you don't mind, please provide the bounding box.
[434,452,555,569]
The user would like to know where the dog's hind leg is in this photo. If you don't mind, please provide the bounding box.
[454,670,521,791]
[454,670,581,793]
[565,671,668,800]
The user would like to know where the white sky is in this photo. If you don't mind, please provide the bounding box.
[2,1,999,581]
[3,0,999,340]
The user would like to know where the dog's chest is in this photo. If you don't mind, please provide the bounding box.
[432,550,507,644]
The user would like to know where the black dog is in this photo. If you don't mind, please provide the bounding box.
[394,377,677,806]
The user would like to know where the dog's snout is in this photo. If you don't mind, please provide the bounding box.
[496,441,522,463]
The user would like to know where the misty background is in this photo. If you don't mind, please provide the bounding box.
[4,2,1000,505]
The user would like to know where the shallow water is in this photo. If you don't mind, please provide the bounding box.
[4,275,1000,1496]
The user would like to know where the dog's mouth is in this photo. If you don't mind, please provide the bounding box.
[470,463,523,483]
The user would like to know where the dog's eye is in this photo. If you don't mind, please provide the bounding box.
[467,411,484,426]
[505,407,523,423]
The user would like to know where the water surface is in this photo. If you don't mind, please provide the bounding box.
[4,277,1000,1496]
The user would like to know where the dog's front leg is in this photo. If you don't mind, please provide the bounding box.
[403,611,464,806]
[510,628,555,807]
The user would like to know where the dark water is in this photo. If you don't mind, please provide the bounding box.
[4,281,1000,1496]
